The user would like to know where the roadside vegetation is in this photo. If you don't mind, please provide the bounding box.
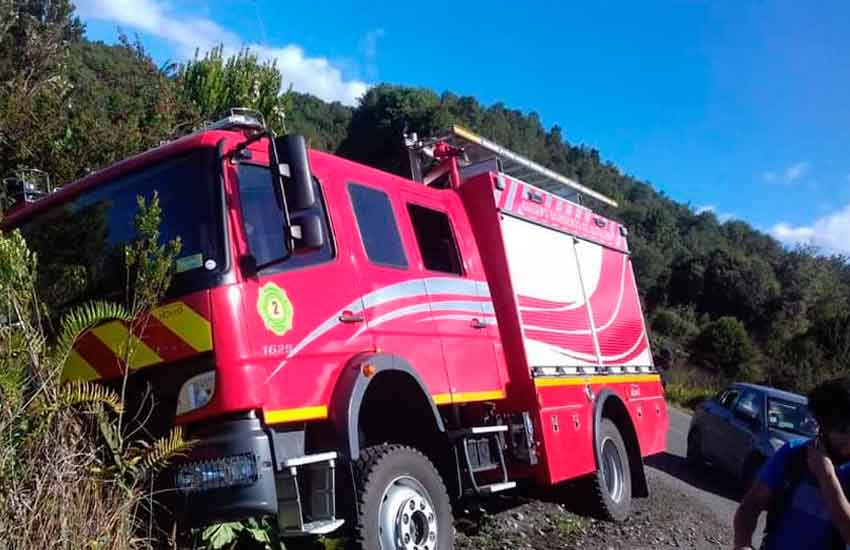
[0,195,188,548]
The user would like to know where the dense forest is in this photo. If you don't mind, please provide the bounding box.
[2,0,848,394]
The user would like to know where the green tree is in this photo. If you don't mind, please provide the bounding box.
[691,316,759,380]
[175,45,290,134]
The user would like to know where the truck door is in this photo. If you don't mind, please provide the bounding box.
[345,181,452,399]
[234,160,372,419]
[401,192,504,403]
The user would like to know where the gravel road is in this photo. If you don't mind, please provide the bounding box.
[455,405,766,550]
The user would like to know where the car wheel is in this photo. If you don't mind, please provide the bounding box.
[686,428,703,465]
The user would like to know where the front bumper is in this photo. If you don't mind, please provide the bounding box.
[166,415,278,527]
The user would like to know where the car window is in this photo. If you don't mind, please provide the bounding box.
[718,389,740,409]
[768,398,818,437]
[735,390,764,422]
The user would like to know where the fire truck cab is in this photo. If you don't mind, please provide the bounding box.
[4,111,667,549]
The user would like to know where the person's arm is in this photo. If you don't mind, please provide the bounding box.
[808,439,850,543]
[733,481,774,550]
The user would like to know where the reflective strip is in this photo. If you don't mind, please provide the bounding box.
[62,350,100,382]
[432,390,506,405]
[534,374,660,387]
[264,405,329,424]
[151,302,212,352]
[91,321,162,369]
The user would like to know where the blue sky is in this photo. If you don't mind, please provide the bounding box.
[76,0,850,253]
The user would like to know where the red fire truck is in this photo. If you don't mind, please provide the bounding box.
[4,111,667,549]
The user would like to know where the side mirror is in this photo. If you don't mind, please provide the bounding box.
[273,134,316,211]
[735,406,759,424]
[290,212,325,250]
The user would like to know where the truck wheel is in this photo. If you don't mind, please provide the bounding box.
[353,444,453,550]
[589,418,632,522]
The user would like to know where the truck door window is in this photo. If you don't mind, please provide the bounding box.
[237,163,334,271]
[348,183,408,268]
[407,204,463,275]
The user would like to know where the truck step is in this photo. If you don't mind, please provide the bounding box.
[284,519,345,537]
[448,425,508,439]
[452,426,516,498]
[474,481,517,495]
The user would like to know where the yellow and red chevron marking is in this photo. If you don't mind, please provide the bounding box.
[62,300,213,382]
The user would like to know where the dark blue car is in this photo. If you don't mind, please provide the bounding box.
[686,383,818,484]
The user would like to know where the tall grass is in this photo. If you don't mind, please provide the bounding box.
[0,195,186,550]
[664,365,721,411]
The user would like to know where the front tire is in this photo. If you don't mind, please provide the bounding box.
[588,418,633,522]
[353,444,454,550]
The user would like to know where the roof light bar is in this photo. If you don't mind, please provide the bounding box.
[451,125,619,208]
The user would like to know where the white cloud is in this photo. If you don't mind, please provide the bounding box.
[694,204,735,222]
[784,162,808,183]
[74,0,370,105]
[770,203,850,253]
[762,162,810,185]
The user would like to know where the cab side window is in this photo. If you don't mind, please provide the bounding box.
[348,183,408,268]
[735,390,764,421]
[407,204,463,275]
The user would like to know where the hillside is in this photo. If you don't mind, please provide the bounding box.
[2,1,849,393]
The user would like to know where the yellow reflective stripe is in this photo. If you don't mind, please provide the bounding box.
[534,374,661,388]
[432,394,452,405]
[151,302,212,352]
[432,390,506,405]
[264,406,328,424]
[62,350,99,382]
[91,321,162,369]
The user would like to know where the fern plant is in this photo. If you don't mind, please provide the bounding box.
[0,193,192,547]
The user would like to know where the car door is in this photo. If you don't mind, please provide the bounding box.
[701,387,740,463]
[722,389,765,475]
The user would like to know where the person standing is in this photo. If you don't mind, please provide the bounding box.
[733,377,850,550]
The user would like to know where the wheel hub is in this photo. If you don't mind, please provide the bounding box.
[601,437,625,503]
[379,476,438,550]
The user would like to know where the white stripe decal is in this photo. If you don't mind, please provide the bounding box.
[356,300,495,337]
[520,254,627,332]
[265,278,491,382]
[421,314,498,326]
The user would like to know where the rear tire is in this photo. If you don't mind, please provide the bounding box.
[686,428,703,465]
[588,418,632,522]
[353,444,453,550]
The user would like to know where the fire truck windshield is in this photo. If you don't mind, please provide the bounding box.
[20,148,226,308]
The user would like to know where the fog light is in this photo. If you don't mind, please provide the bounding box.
[176,453,258,493]
[176,371,216,415]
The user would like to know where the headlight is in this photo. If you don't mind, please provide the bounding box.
[176,453,258,493]
[176,371,216,415]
